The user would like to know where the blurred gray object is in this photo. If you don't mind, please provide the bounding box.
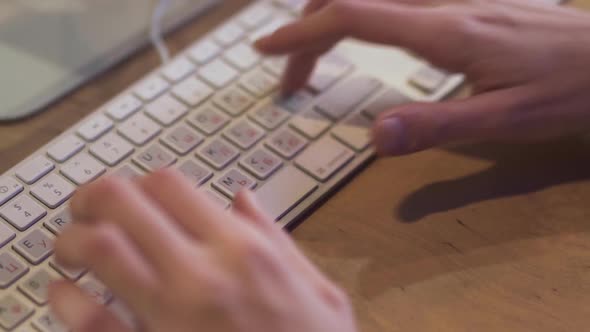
[0,0,221,121]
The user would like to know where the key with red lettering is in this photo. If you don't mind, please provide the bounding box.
[0,295,34,330]
[197,139,240,170]
[80,277,112,305]
[13,229,54,265]
[0,252,28,288]
[240,149,283,180]
[265,129,308,159]
[213,169,257,198]
[187,105,230,136]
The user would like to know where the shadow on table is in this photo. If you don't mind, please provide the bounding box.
[396,136,590,223]
[298,136,590,302]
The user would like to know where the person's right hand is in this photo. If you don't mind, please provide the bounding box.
[255,0,590,156]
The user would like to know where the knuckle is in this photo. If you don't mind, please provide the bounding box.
[327,0,357,22]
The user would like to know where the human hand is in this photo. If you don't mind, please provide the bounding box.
[255,0,590,156]
[49,171,357,332]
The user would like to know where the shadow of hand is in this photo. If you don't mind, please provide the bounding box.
[397,137,590,223]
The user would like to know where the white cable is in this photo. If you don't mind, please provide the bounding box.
[151,0,172,64]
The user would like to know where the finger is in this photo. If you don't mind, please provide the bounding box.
[136,169,249,243]
[372,81,587,156]
[231,191,345,306]
[69,177,194,276]
[49,281,131,332]
[281,52,322,95]
[54,223,158,315]
[255,2,437,57]
[232,190,274,229]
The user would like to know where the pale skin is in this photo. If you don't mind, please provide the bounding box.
[50,0,590,331]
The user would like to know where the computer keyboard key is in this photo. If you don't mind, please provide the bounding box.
[105,94,143,121]
[214,22,246,46]
[13,229,54,265]
[0,176,23,206]
[255,166,318,221]
[0,295,34,330]
[295,136,355,182]
[266,129,308,160]
[33,311,68,332]
[0,195,46,231]
[0,222,15,249]
[118,113,162,146]
[77,114,114,142]
[188,105,230,136]
[16,156,55,185]
[362,88,412,119]
[198,139,240,170]
[61,154,106,185]
[239,69,278,98]
[47,135,85,163]
[249,16,292,42]
[274,0,307,12]
[133,144,177,172]
[224,43,261,71]
[315,76,382,120]
[49,260,86,281]
[0,252,29,288]
[250,102,290,130]
[408,65,449,94]
[239,4,273,30]
[262,57,287,77]
[189,40,221,65]
[19,269,59,306]
[80,278,113,305]
[172,77,214,107]
[214,87,255,117]
[275,90,314,113]
[332,113,373,152]
[90,132,135,167]
[112,164,143,180]
[134,75,170,101]
[289,110,332,139]
[145,94,189,126]
[213,169,257,198]
[308,53,354,93]
[161,124,204,155]
[30,173,76,209]
[177,160,213,187]
[205,190,231,210]
[44,209,72,235]
[240,149,283,180]
[223,120,266,150]
[162,56,196,83]
[198,59,239,89]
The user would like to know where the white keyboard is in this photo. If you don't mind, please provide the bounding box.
[0,0,464,330]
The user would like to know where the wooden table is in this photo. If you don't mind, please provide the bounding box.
[1,1,589,331]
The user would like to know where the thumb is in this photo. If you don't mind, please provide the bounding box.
[372,86,549,156]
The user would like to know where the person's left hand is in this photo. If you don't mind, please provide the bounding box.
[49,170,357,332]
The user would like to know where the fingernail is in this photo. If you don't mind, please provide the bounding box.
[374,117,407,156]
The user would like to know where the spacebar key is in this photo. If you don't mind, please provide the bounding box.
[255,166,318,221]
